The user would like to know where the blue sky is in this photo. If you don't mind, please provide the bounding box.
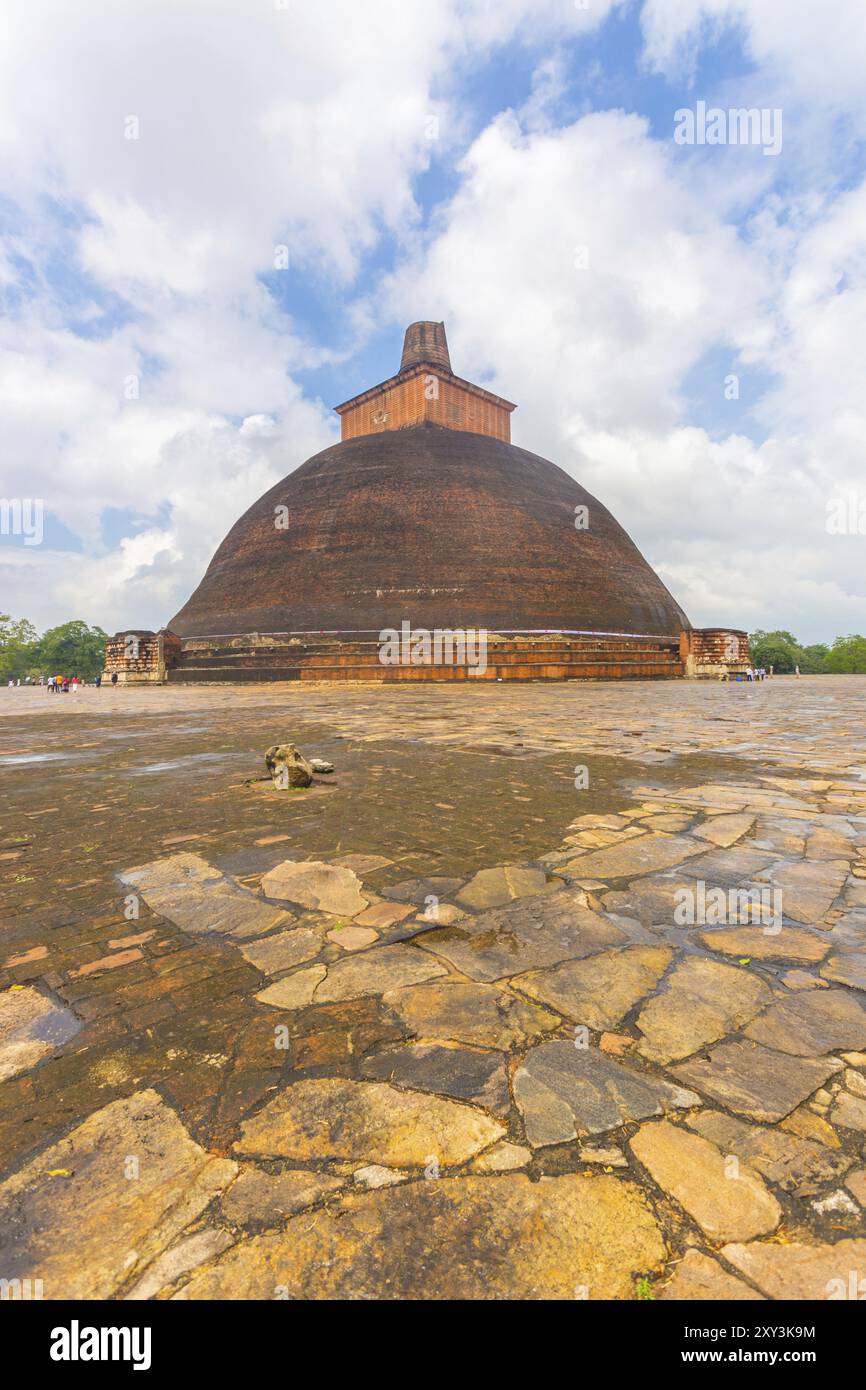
[1,0,865,642]
[277,3,779,420]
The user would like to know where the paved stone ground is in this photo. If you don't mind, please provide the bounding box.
[1,676,865,1300]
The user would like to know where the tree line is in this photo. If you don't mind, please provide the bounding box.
[0,615,109,683]
[748,631,866,674]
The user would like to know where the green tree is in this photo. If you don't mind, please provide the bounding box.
[824,635,866,674]
[0,614,39,681]
[798,643,830,674]
[36,621,109,680]
[748,629,800,673]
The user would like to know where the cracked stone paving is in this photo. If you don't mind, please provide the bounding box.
[1,677,866,1300]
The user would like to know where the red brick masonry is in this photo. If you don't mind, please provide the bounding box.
[681,628,751,678]
[103,629,181,684]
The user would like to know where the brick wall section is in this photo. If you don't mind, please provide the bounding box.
[171,631,685,682]
[338,370,512,443]
[103,629,181,684]
[683,628,751,678]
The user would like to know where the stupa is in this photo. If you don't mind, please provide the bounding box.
[105,323,749,681]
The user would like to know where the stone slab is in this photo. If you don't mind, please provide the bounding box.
[260,860,369,916]
[174,1173,666,1300]
[0,986,81,1084]
[636,957,772,1064]
[382,877,463,904]
[630,1120,780,1242]
[671,1040,842,1123]
[697,926,830,964]
[256,965,327,1010]
[220,1166,342,1227]
[119,852,293,940]
[745,989,866,1057]
[514,1040,699,1146]
[234,1078,504,1166]
[755,858,849,925]
[313,943,447,1003]
[456,865,550,910]
[124,1228,235,1301]
[685,1110,852,1190]
[353,902,414,930]
[383,980,559,1050]
[561,834,705,881]
[513,945,674,1032]
[693,814,756,848]
[821,952,866,990]
[659,1249,764,1301]
[0,1089,236,1299]
[417,889,627,983]
[239,928,322,977]
[830,1091,866,1131]
[722,1238,866,1300]
[361,1041,510,1114]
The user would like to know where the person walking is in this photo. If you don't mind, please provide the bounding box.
[111,671,118,689]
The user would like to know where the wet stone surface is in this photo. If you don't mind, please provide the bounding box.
[1,677,866,1299]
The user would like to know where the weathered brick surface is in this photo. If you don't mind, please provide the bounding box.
[336,321,513,443]
[338,369,512,443]
[103,628,181,684]
[168,427,690,641]
[683,628,751,679]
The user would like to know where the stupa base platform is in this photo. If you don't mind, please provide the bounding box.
[166,631,685,683]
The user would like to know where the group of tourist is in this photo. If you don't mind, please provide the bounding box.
[722,665,772,682]
[6,672,120,690]
[46,675,83,692]
[43,673,118,690]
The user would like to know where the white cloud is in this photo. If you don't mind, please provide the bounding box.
[1,0,863,648]
[388,109,768,431]
[382,89,866,642]
[0,0,620,634]
[0,0,612,292]
[641,0,866,121]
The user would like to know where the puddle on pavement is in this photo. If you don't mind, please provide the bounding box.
[0,752,80,766]
[130,752,247,775]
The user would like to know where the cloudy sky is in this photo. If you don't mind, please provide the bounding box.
[1,0,864,643]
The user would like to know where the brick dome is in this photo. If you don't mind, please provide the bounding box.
[169,423,690,639]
